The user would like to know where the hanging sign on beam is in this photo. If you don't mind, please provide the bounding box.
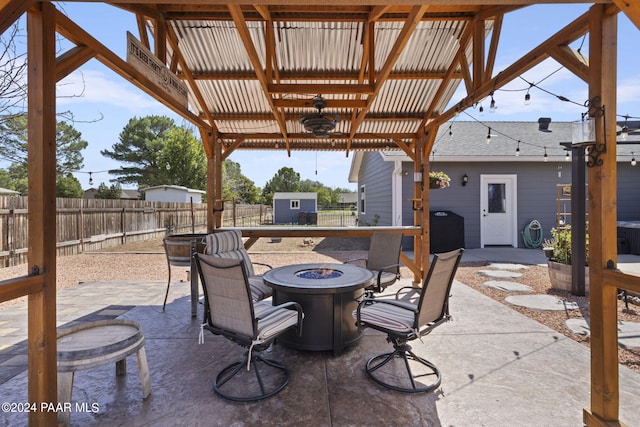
[126,32,188,108]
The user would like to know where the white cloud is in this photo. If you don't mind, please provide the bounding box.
[57,68,162,112]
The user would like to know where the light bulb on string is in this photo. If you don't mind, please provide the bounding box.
[524,91,531,105]
[88,172,93,186]
[543,147,548,162]
[478,105,484,116]
[489,93,497,112]
[565,151,570,161]
[621,115,629,140]
[448,124,453,139]
[515,140,520,157]
[486,127,492,144]
[632,152,637,166]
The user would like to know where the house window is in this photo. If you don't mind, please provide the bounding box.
[360,185,366,214]
[290,200,300,209]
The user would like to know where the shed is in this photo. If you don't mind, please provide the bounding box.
[273,192,317,225]
[0,187,20,196]
[142,185,205,203]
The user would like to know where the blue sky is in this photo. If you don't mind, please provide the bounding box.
[48,4,640,190]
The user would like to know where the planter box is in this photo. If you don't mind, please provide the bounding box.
[547,260,589,293]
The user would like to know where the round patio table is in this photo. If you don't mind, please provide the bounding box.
[263,263,374,356]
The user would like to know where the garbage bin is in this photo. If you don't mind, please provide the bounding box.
[298,211,307,225]
[430,210,464,252]
[307,211,318,225]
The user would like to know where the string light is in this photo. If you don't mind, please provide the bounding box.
[486,127,491,144]
[478,105,484,116]
[489,92,497,113]
[515,140,520,157]
[632,152,637,166]
[565,150,570,161]
[88,172,93,185]
[620,115,629,140]
[448,124,453,139]
[524,89,531,105]
[544,147,548,162]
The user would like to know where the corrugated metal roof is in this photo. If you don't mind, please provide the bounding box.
[148,6,501,152]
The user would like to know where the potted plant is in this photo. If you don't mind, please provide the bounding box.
[546,226,589,293]
[428,171,450,189]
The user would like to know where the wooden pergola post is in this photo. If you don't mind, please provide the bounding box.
[584,4,620,425]
[26,3,58,425]
[412,135,422,283]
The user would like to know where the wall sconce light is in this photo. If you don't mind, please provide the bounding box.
[413,171,423,184]
[461,173,468,187]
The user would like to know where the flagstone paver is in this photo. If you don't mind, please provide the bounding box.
[482,280,533,292]
[477,269,523,279]
[505,294,584,311]
[566,318,640,349]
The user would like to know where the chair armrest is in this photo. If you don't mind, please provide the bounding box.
[395,286,421,300]
[253,261,273,270]
[256,301,304,335]
[344,257,367,265]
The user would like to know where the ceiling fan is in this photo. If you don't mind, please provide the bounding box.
[298,95,341,139]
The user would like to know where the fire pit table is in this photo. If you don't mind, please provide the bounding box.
[263,263,374,356]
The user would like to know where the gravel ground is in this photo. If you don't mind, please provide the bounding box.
[1,236,638,373]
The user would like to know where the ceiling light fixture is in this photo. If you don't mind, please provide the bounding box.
[299,95,340,139]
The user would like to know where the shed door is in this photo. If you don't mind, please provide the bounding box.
[480,175,518,247]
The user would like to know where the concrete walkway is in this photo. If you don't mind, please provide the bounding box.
[1,247,639,426]
[1,272,639,426]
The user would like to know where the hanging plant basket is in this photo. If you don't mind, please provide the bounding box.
[428,171,450,189]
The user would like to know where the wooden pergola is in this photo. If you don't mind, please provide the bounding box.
[0,1,638,425]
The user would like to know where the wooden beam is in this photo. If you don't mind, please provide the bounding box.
[228,4,291,155]
[221,136,245,160]
[427,9,591,132]
[0,275,44,303]
[154,16,167,63]
[585,4,620,425]
[613,0,640,30]
[54,9,211,131]
[165,24,217,128]
[273,98,368,109]
[472,17,485,89]
[135,13,150,49]
[0,0,35,35]
[484,14,503,80]
[420,24,473,130]
[348,5,428,152]
[182,69,462,81]
[267,83,375,95]
[549,45,589,83]
[26,3,58,424]
[56,45,95,82]
[393,138,415,161]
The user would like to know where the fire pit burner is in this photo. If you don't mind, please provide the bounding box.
[296,268,343,280]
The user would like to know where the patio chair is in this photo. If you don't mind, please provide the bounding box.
[345,231,403,295]
[353,248,463,393]
[195,254,304,402]
[204,230,273,301]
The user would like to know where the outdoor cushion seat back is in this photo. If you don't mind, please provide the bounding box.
[347,231,403,293]
[353,248,463,393]
[366,232,402,274]
[416,248,464,328]
[205,230,256,277]
[197,255,256,339]
[194,253,304,402]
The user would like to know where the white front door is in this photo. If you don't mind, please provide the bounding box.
[480,174,518,247]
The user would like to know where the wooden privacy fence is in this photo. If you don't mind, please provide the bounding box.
[0,197,211,267]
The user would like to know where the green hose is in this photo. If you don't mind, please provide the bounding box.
[523,220,543,248]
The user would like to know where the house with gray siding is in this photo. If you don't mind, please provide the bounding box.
[273,192,318,224]
[349,120,640,250]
